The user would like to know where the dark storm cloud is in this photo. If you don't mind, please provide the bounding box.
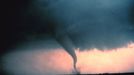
[38,0,134,50]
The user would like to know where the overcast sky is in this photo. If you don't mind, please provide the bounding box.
[1,0,134,74]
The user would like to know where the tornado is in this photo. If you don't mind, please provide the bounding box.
[55,34,79,74]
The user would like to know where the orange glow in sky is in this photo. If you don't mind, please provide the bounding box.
[3,42,134,74]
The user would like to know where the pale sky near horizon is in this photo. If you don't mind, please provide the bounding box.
[2,39,134,75]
